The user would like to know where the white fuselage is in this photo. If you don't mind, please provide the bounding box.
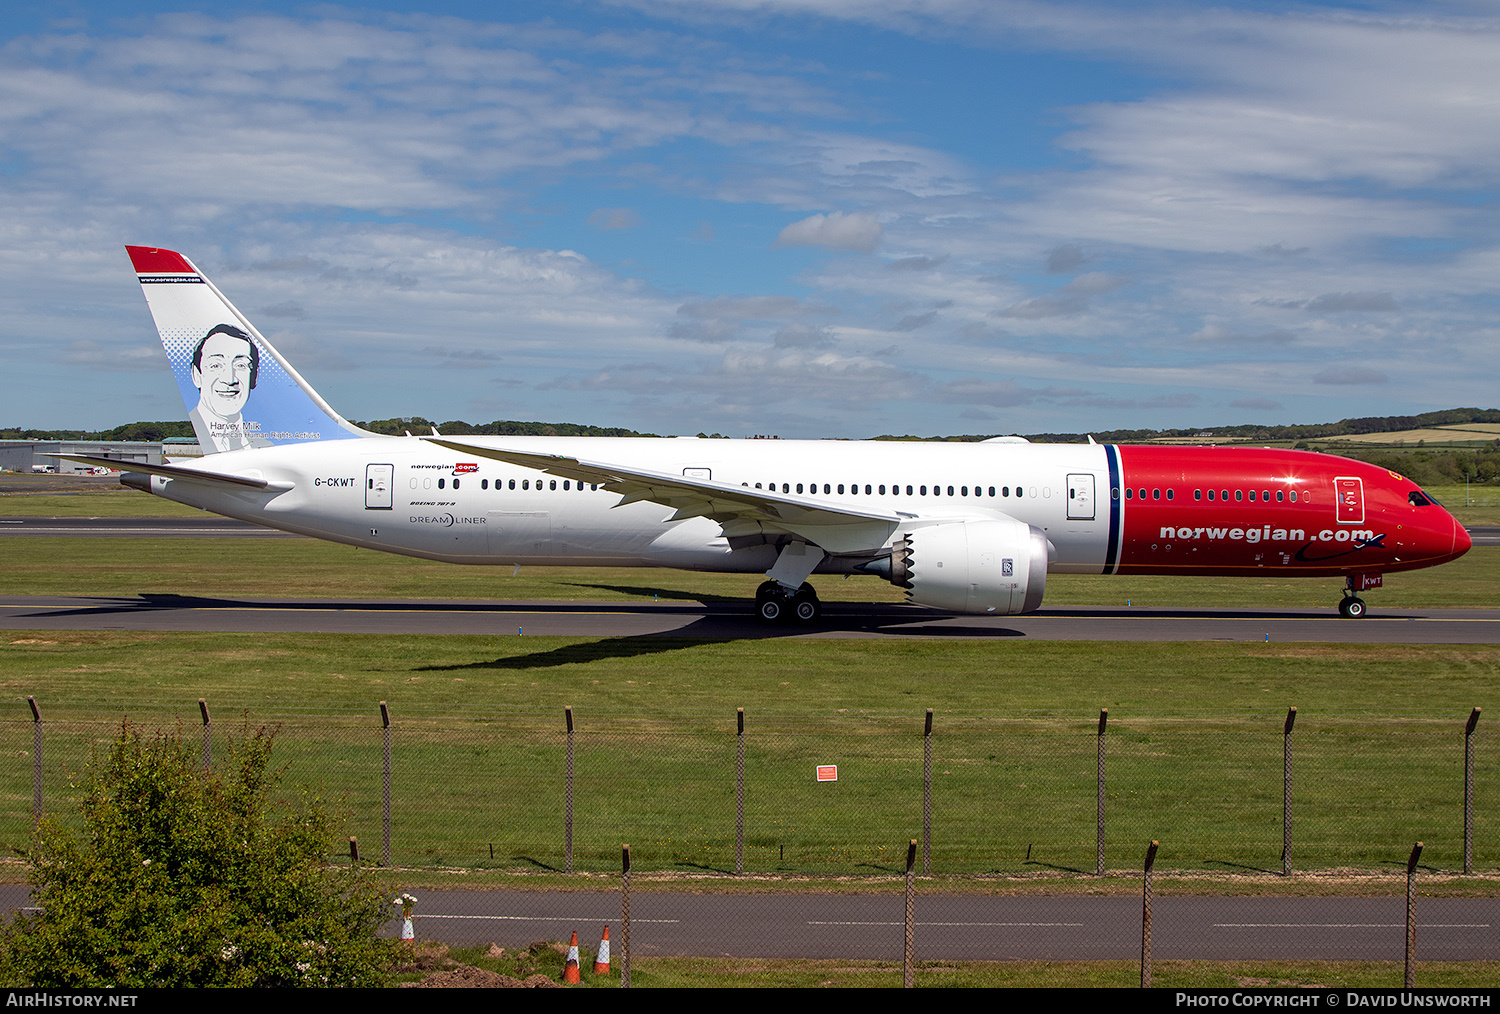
[149,436,1112,575]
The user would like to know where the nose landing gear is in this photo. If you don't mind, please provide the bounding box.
[1338,572,1380,618]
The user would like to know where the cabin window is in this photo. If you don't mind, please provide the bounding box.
[782,483,789,493]
[1152,488,1160,500]
[437,478,445,489]
[1221,489,1229,501]
[1262,490,1270,501]
[1194,489,1202,501]
[454,479,461,489]
[920,485,927,495]
[961,486,968,497]
[1276,490,1284,502]
[1207,489,1215,501]
[1290,490,1298,502]
[1235,490,1243,501]
[522,480,530,490]
[1248,490,1256,501]
[1166,489,1174,500]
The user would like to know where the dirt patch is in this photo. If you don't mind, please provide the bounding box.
[404,966,561,988]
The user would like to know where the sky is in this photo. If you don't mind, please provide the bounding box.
[3,0,1498,438]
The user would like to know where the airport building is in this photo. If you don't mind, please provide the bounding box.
[0,438,202,474]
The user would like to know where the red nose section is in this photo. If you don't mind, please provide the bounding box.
[1453,518,1473,559]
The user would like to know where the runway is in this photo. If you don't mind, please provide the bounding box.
[0,884,1490,959]
[3,594,1499,642]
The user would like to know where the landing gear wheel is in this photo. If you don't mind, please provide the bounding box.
[757,595,786,623]
[1340,596,1367,619]
[791,585,821,624]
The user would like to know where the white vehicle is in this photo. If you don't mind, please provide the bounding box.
[58,247,1471,623]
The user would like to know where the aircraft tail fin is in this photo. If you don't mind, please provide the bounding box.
[125,246,368,454]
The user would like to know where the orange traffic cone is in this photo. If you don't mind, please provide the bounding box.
[593,925,611,975]
[564,930,581,983]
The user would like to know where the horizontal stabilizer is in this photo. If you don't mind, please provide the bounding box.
[50,454,279,490]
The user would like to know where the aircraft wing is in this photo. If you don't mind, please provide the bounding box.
[50,454,284,490]
[425,437,902,554]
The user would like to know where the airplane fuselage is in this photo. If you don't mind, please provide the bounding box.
[136,436,1469,583]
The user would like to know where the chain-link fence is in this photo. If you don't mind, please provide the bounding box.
[1,698,1493,986]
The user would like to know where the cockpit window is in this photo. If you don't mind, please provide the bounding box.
[1408,490,1434,507]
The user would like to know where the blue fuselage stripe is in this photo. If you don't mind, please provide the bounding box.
[1104,445,1122,574]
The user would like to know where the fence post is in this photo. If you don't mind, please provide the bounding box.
[198,698,211,773]
[1465,708,1481,875]
[565,706,575,874]
[736,708,745,876]
[1283,707,1296,876]
[1406,841,1423,988]
[903,839,917,988]
[620,844,631,989]
[923,709,933,877]
[27,697,41,822]
[380,702,391,867]
[1141,839,1158,989]
[1097,708,1108,875]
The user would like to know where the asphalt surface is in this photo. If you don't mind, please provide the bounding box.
[0,885,1490,960]
[3,594,1499,642]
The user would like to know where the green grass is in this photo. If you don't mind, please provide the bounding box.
[1423,485,1500,527]
[0,488,203,517]
[415,946,1500,988]
[1,633,1494,878]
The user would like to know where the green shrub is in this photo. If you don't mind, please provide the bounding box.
[1,724,394,987]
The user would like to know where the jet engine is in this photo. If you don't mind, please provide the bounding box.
[867,518,1049,614]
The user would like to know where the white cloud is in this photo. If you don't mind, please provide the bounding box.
[775,211,883,253]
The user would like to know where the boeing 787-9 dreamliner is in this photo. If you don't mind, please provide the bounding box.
[57,247,1472,623]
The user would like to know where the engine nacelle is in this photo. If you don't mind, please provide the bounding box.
[884,519,1048,614]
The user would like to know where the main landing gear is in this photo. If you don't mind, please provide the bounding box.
[755,580,822,624]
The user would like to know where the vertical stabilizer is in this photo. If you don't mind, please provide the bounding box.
[125,246,367,453]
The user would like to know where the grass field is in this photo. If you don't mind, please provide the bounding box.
[418,949,1500,988]
[2,633,1493,881]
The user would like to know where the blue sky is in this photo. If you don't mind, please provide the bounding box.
[3,0,1498,437]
